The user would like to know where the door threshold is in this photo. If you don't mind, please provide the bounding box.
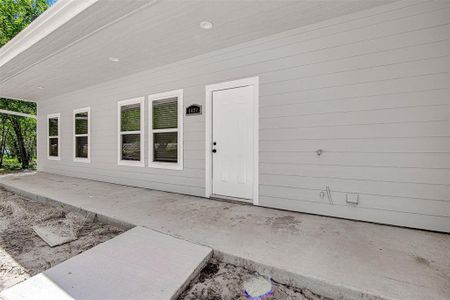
[210,194,253,205]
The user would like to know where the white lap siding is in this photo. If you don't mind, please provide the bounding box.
[38,0,450,232]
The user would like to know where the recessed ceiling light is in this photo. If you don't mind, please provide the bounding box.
[108,57,120,62]
[36,86,44,90]
[200,21,213,30]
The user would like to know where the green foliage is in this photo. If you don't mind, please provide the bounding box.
[121,104,141,132]
[0,99,37,169]
[0,99,37,168]
[0,157,35,174]
[0,98,36,114]
[0,159,21,174]
[0,0,50,170]
[0,0,49,47]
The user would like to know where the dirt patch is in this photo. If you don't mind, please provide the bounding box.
[179,260,332,300]
[0,187,124,292]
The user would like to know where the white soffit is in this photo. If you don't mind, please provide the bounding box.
[0,0,394,102]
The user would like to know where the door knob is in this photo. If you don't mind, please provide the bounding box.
[212,149,217,153]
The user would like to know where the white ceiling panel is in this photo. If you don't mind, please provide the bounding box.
[0,0,394,102]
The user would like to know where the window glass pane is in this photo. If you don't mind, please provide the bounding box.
[75,136,88,158]
[121,134,140,161]
[49,138,58,157]
[153,98,177,129]
[121,103,140,132]
[153,132,177,163]
[75,112,88,135]
[48,118,58,136]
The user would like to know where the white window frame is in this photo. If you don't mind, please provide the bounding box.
[148,89,183,170]
[73,107,91,163]
[47,113,60,160]
[117,97,145,167]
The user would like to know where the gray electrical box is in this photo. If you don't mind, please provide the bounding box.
[346,193,359,205]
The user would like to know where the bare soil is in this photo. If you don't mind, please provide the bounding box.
[0,187,124,292]
[179,260,332,300]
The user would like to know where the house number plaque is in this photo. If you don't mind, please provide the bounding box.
[186,104,202,116]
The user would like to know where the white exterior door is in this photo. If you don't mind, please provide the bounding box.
[212,86,254,200]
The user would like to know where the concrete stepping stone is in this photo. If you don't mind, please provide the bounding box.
[1,226,212,300]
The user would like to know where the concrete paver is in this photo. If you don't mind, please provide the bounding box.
[1,226,211,300]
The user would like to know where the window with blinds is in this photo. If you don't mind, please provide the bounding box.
[149,90,183,170]
[47,114,60,159]
[74,108,90,162]
[118,98,144,166]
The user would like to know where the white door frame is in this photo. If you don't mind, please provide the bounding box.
[205,76,259,205]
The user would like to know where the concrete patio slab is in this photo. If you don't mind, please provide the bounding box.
[1,172,449,300]
[0,226,212,300]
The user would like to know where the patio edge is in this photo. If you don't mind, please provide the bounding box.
[0,180,134,231]
[0,179,390,300]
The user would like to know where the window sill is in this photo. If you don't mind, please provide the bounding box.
[48,156,60,161]
[148,162,183,170]
[74,157,91,163]
[118,160,145,167]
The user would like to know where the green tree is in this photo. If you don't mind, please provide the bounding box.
[0,99,36,168]
[0,0,49,47]
[0,0,50,169]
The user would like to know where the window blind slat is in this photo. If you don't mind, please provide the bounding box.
[153,98,177,130]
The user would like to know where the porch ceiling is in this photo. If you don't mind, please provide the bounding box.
[0,0,394,102]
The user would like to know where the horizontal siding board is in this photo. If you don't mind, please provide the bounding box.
[261,121,450,140]
[261,56,450,96]
[259,185,450,217]
[262,40,450,84]
[260,152,450,169]
[261,105,450,129]
[259,174,450,202]
[260,137,450,153]
[256,25,450,82]
[41,164,204,185]
[259,73,450,106]
[38,1,450,231]
[261,89,450,116]
[73,163,205,179]
[42,167,205,197]
[260,163,450,185]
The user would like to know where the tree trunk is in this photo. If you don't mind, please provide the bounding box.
[10,116,29,169]
[0,121,6,167]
